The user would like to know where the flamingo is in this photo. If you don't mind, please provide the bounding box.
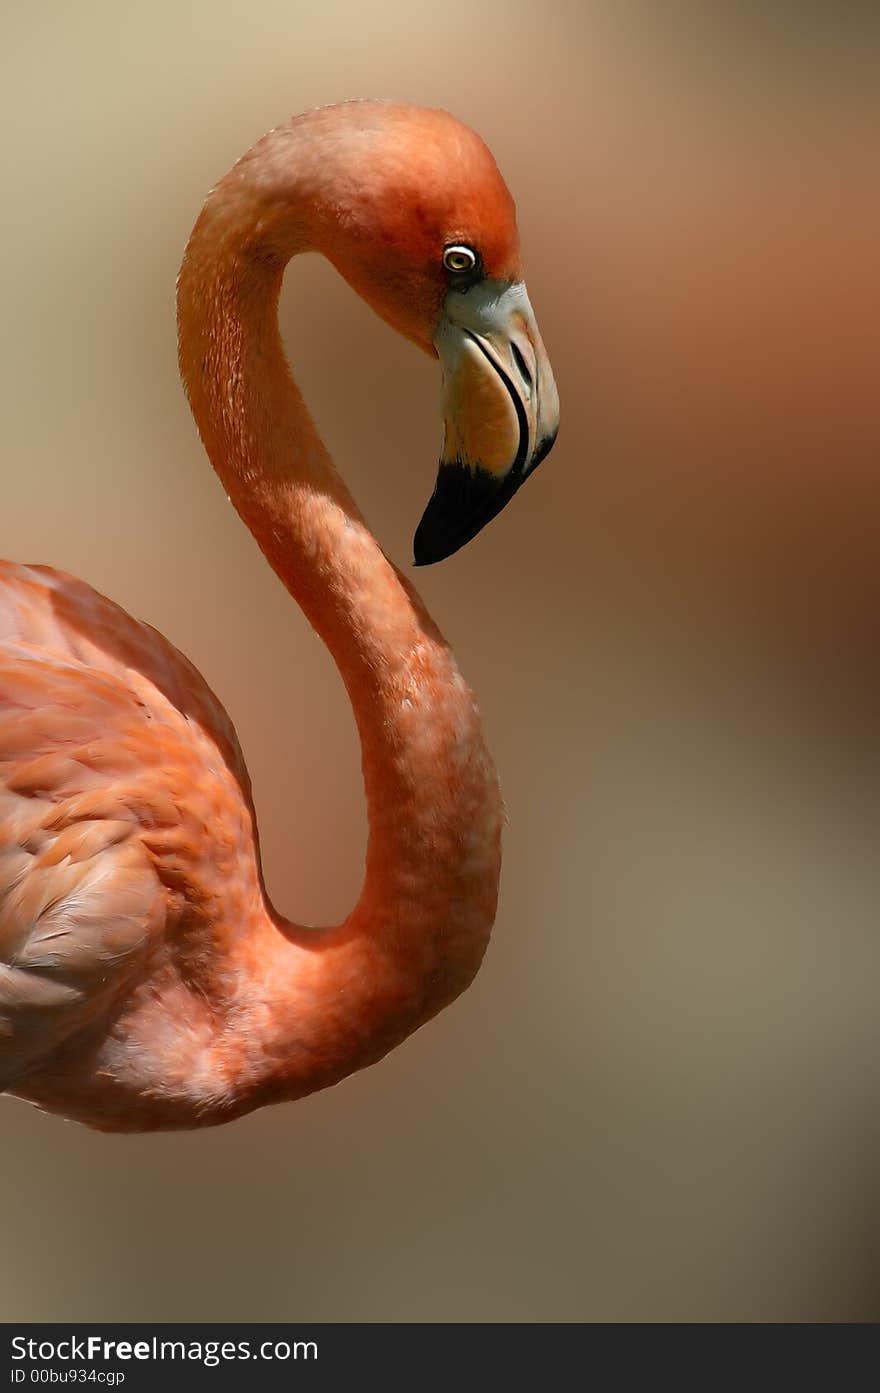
[0,101,559,1132]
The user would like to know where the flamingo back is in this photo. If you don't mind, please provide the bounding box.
[0,562,263,1111]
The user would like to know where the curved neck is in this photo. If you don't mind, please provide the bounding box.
[176,126,502,1020]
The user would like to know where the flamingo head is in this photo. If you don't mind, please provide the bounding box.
[304,102,560,564]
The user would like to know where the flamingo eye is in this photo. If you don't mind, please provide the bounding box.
[443,245,478,274]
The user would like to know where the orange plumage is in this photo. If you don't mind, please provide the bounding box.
[0,102,558,1130]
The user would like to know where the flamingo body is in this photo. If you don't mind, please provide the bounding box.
[0,561,260,1125]
[0,102,558,1130]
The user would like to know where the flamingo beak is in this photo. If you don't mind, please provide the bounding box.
[413,281,559,565]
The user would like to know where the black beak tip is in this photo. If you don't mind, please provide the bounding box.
[412,427,558,567]
[412,462,507,568]
[412,520,464,567]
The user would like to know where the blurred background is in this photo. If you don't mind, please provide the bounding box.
[2,0,880,1322]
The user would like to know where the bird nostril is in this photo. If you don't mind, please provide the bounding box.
[510,341,533,389]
